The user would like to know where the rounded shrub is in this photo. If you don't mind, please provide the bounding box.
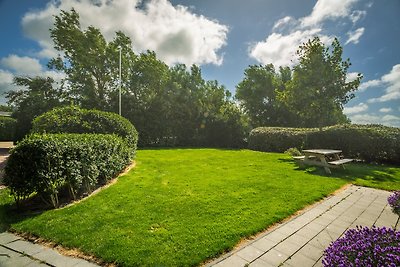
[322,226,400,267]
[32,106,138,156]
[4,133,131,208]
[0,116,16,141]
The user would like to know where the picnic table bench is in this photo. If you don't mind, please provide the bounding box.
[294,149,353,174]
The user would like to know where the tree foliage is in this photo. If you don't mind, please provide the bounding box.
[282,37,361,128]
[236,37,361,129]
[6,77,64,141]
[235,64,297,127]
[5,8,362,146]
[45,9,247,147]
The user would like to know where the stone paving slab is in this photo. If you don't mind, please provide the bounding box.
[0,231,100,267]
[209,185,400,267]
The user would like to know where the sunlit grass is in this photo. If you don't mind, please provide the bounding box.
[1,149,399,266]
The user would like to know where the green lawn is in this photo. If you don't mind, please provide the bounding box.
[1,149,399,266]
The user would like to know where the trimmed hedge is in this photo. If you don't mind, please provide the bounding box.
[32,106,138,156]
[248,127,317,153]
[249,124,400,164]
[0,116,16,141]
[307,124,400,164]
[4,133,131,207]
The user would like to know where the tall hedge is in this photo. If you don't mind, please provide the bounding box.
[32,106,138,156]
[0,116,16,141]
[4,133,131,207]
[249,124,400,164]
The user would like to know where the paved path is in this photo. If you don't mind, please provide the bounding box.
[0,232,99,267]
[209,185,400,267]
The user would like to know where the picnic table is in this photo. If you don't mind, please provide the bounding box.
[294,149,353,174]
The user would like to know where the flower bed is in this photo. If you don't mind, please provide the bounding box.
[322,226,400,267]
[388,191,400,215]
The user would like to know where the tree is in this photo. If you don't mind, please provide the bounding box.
[236,64,296,127]
[0,105,13,112]
[49,9,132,110]
[6,77,64,140]
[282,37,361,128]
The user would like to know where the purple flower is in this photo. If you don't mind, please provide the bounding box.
[322,226,400,267]
[388,191,400,215]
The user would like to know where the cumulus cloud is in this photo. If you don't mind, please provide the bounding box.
[350,113,400,127]
[250,29,328,67]
[1,55,42,75]
[379,107,392,113]
[346,72,359,83]
[21,0,228,66]
[343,102,368,115]
[345,27,365,45]
[366,64,400,103]
[359,79,382,91]
[0,70,16,103]
[300,0,359,27]
[0,54,66,104]
[249,0,363,67]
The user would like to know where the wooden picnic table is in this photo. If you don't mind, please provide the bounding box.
[296,149,353,174]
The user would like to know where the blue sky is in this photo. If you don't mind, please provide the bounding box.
[0,0,399,126]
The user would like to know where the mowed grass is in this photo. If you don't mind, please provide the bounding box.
[1,149,400,266]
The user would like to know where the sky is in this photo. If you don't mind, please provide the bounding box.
[0,0,399,127]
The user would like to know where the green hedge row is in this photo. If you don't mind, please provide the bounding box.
[249,124,400,164]
[4,133,131,208]
[32,106,138,156]
[248,127,316,153]
[0,116,16,141]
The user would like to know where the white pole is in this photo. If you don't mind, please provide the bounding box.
[119,46,122,116]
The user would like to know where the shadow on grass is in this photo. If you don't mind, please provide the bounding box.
[283,158,400,190]
[0,190,49,232]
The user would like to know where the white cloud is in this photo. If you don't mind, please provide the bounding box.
[346,72,359,83]
[249,0,362,67]
[379,107,392,113]
[359,79,382,91]
[350,10,367,24]
[0,54,66,104]
[0,70,15,100]
[21,0,228,66]
[250,29,332,67]
[0,55,42,75]
[343,102,368,115]
[272,16,296,32]
[345,27,365,45]
[300,0,359,27]
[350,113,400,127]
[366,64,400,103]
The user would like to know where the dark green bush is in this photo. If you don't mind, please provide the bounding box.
[248,124,400,164]
[4,133,131,207]
[32,106,138,156]
[0,116,16,141]
[248,127,317,152]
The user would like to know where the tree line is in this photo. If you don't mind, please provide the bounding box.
[5,9,362,147]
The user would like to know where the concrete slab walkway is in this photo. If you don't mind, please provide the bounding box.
[0,232,99,267]
[208,185,400,267]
